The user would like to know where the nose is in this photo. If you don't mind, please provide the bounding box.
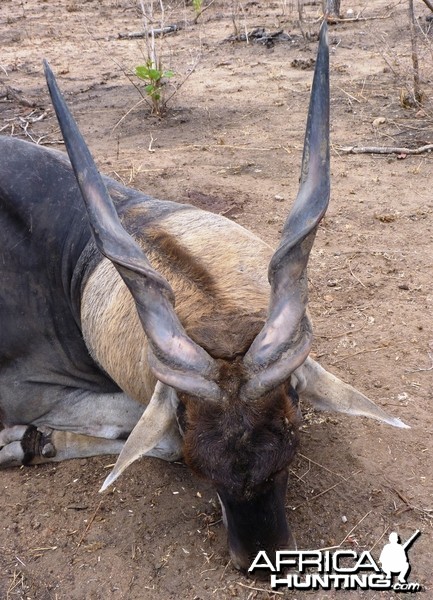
[229,528,297,574]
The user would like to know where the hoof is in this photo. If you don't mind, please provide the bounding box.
[0,425,56,466]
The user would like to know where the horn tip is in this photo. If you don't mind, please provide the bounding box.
[384,415,410,429]
[99,470,119,493]
[43,59,57,91]
[392,418,411,429]
[42,59,51,77]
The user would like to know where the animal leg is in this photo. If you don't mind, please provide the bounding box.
[0,423,183,467]
[30,390,146,439]
[0,390,144,466]
[0,424,126,466]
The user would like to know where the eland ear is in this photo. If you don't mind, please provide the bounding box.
[99,382,182,492]
[293,357,410,428]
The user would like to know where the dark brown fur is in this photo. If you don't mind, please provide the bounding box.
[138,226,268,359]
[138,225,217,297]
[180,360,300,500]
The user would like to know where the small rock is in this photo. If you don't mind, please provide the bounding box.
[274,194,285,202]
[372,116,386,127]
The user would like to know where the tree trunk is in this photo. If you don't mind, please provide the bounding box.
[408,0,423,104]
[324,0,341,19]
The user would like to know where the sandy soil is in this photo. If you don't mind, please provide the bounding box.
[0,1,432,598]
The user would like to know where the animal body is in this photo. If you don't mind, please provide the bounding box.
[0,24,407,571]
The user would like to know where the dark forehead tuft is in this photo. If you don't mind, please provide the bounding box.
[181,384,300,498]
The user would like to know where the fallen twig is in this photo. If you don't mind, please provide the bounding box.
[390,486,412,506]
[318,510,372,551]
[298,453,344,479]
[327,11,395,23]
[118,24,181,39]
[405,350,433,373]
[330,345,390,365]
[75,500,103,549]
[148,133,156,153]
[315,323,366,339]
[387,486,432,519]
[236,581,284,595]
[338,143,433,155]
[292,467,362,511]
[112,97,149,132]
[369,525,390,553]
[348,258,367,288]
[118,2,220,39]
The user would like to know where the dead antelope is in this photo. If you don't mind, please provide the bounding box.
[0,24,407,572]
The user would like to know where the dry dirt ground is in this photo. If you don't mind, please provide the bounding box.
[0,1,432,599]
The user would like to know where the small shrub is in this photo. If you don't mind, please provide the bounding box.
[135,60,174,116]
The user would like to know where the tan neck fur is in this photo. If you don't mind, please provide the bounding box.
[81,258,155,404]
[81,209,273,403]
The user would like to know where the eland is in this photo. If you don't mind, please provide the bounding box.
[0,24,407,571]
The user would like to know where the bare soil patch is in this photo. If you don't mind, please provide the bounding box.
[1,1,432,598]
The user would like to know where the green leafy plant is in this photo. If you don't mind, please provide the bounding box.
[135,60,174,116]
[192,0,203,13]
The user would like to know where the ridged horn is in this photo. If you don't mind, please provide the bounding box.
[43,60,220,401]
[242,22,330,400]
